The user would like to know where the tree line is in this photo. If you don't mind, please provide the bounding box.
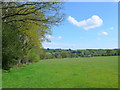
[2,2,64,70]
[40,48,120,59]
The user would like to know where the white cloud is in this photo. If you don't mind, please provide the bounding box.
[114,0,120,2]
[43,46,61,49]
[46,35,54,39]
[43,42,58,45]
[68,15,103,30]
[43,42,77,49]
[46,35,62,40]
[99,32,109,35]
[109,27,114,30]
[57,36,62,40]
[113,47,118,49]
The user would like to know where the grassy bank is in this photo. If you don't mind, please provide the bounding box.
[3,56,118,88]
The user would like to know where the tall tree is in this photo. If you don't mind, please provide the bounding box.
[2,23,24,70]
[2,2,64,70]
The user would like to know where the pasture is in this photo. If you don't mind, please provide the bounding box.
[3,56,118,88]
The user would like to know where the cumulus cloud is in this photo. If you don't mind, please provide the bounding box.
[68,15,103,30]
[109,27,114,30]
[99,32,109,35]
[57,36,62,40]
[114,0,120,2]
[43,42,58,45]
[46,35,62,40]
[43,42,77,49]
[46,35,53,39]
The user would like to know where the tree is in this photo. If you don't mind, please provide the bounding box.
[54,52,62,58]
[60,51,70,58]
[106,49,113,56]
[2,23,24,70]
[2,2,64,70]
[2,2,64,49]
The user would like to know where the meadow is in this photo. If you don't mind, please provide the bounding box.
[3,56,118,88]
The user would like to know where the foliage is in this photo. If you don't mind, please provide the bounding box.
[27,48,40,63]
[2,23,24,70]
[2,2,64,70]
[42,48,119,59]
[60,51,70,58]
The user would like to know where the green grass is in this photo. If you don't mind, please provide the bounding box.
[3,56,118,88]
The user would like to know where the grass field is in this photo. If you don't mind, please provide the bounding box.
[3,56,118,88]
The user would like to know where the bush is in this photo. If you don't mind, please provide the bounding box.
[28,48,40,63]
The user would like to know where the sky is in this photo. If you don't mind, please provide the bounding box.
[43,2,118,50]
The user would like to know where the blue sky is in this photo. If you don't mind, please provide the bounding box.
[43,2,118,50]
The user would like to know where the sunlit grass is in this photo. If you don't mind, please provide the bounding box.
[3,56,118,88]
